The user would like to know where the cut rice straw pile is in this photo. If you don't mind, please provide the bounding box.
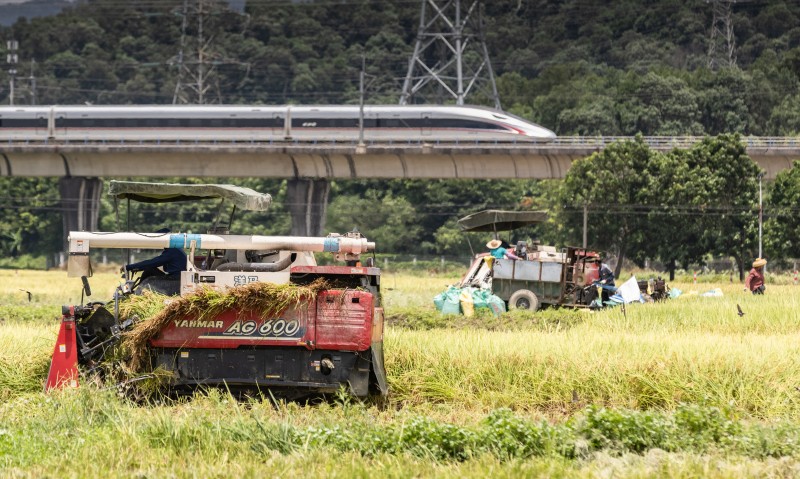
[119,279,328,372]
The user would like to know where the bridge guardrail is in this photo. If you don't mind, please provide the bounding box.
[2,136,800,148]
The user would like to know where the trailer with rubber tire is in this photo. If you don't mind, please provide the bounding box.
[457,210,602,311]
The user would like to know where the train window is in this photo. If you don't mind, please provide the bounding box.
[167,119,180,127]
[145,119,159,127]
[2,118,47,127]
[433,119,506,130]
[124,119,137,128]
[82,119,95,127]
[209,119,223,127]
[189,119,203,128]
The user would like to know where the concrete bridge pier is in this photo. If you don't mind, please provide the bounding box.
[58,177,103,252]
[286,178,330,237]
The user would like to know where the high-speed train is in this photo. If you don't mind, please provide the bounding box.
[0,105,556,142]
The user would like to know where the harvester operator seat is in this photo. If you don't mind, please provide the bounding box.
[204,226,231,270]
[207,249,230,270]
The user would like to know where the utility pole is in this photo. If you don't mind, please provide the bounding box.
[359,55,365,148]
[706,0,739,70]
[6,40,18,105]
[758,171,764,271]
[357,54,376,153]
[582,204,588,249]
[28,59,36,105]
[400,0,501,109]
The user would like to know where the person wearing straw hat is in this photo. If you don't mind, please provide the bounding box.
[486,239,520,260]
[745,258,767,295]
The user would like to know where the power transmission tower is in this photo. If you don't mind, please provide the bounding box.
[400,0,501,109]
[171,0,225,104]
[707,0,738,70]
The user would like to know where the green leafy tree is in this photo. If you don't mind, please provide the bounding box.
[765,160,800,263]
[0,178,62,258]
[326,190,421,253]
[644,149,709,280]
[560,136,659,275]
[618,72,705,136]
[687,134,761,279]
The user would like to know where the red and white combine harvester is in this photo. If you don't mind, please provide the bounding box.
[45,181,388,401]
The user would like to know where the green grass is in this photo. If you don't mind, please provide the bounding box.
[3,389,800,478]
[3,270,800,477]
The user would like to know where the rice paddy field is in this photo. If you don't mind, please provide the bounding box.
[2,268,800,477]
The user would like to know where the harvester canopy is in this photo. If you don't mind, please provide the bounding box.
[456,209,548,232]
[108,180,272,211]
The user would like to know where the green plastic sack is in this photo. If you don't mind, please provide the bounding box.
[441,286,462,315]
[433,292,446,312]
[471,289,491,310]
[434,286,459,312]
[486,294,506,316]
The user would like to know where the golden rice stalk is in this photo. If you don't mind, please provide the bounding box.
[120,279,328,373]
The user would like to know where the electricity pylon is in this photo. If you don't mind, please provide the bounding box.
[171,0,226,104]
[400,0,501,109]
[707,0,739,70]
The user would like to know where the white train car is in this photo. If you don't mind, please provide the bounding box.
[0,105,556,143]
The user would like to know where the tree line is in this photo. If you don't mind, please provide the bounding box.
[2,0,800,273]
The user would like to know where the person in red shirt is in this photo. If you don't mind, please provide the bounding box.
[745,258,767,295]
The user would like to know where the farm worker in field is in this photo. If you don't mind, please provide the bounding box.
[486,239,520,260]
[745,258,767,295]
[599,262,615,287]
[598,262,616,303]
[120,228,187,280]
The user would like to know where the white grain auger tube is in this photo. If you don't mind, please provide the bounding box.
[68,232,375,254]
[67,231,375,280]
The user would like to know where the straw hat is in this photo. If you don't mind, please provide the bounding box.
[753,258,767,268]
[486,239,502,249]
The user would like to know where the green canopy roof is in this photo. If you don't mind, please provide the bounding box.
[457,210,548,232]
[108,181,272,211]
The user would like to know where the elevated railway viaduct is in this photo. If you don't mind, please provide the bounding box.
[2,136,797,239]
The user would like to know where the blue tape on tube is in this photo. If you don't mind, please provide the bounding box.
[169,234,202,249]
[323,237,340,252]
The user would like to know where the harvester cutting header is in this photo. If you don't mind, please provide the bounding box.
[46,181,388,402]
